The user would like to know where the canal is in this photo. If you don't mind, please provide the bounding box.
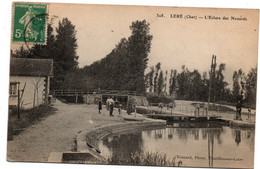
[98,123,254,168]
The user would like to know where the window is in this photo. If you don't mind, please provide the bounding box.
[10,82,18,96]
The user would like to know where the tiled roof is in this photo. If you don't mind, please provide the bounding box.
[10,58,53,77]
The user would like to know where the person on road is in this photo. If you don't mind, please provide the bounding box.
[106,97,110,113]
[98,99,102,114]
[109,97,115,116]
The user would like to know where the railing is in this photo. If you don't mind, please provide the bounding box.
[51,89,137,96]
[148,102,222,117]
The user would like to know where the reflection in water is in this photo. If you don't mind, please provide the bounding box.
[168,128,173,139]
[155,129,163,139]
[235,130,241,145]
[102,133,143,160]
[99,123,255,168]
[208,130,214,167]
[146,130,152,138]
[231,128,255,150]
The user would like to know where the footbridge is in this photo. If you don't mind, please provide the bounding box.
[50,89,147,108]
[51,89,137,97]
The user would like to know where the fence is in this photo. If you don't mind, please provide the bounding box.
[51,89,137,97]
[148,102,223,117]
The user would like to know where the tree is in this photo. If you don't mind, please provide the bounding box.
[157,70,164,95]
[232,69,245,102]
[11,19,79,90]
[11,45,31,58]
[153,62,161,93]
[245,67,257,108]
[233,71,240,101]
[201,71,209,101]
[169,69,177,96]
[124,20,153,93]
[176,65,190,99]
[83,38,130,90]
[187,70,203,101]
[54,18,78,89]
[145,66,154,92]
[31,75,44,108]
[215,63,228,101]
[164,70,168,93]
[83,20,153,94]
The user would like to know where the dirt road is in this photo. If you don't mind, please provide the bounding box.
[7,100,125,162]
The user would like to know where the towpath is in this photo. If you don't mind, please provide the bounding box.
[7,100,131,162]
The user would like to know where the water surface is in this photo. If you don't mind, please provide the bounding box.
[99,123,254,168]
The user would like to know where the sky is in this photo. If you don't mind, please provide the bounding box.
[12,3,259,86]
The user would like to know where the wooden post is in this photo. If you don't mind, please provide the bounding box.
[208,55,216,107]
[75,93,78,103]
[135,105,136,117]
[126,96,130,114]
[249,110,252,122]
[17,84,20,119]
[206,105,208,116]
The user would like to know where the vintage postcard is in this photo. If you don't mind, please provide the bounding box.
[7,2,258,169]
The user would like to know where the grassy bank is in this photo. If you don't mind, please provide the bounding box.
[107,151,182,167]
[8,105,56,141]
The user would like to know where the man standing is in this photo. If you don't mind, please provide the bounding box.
[109,97,115,116]
[106,97,110,114]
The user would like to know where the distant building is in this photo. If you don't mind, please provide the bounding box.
[9,58,53,109]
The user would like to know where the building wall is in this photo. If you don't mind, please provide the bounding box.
[83,94,102,104]
[9,76,46,109]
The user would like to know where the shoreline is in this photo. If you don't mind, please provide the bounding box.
[74,107,255,163]
[8,100,255,164]
[75,117,166,162]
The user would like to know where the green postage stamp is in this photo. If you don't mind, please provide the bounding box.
[12,3,48,44]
